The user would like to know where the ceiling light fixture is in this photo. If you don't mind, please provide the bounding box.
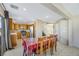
[23,8,27,11]
[45,16,49,18]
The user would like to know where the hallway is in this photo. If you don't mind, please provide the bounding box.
[4,41,79,56]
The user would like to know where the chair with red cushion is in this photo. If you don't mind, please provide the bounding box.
[32,43,37,56]
[37,42,41,55]
[28,45,32,56]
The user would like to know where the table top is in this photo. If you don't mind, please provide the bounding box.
[25,38,38,46]
[25,37,50,47]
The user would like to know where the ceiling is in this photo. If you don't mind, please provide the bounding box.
[62,3,79,16]
[4,3,63,24]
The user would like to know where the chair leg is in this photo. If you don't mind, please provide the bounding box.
[55,42,57,52]
[23,49,26,56]
[50,47,53,56]
[23,51,25,56]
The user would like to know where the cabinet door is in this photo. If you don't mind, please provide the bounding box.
[9,18,12,30]
[14,23,19,30]
[9,18,14,30]
[17,32,21,39]
[10,35,17,48]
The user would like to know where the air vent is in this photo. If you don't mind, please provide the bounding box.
[10,4,19,10]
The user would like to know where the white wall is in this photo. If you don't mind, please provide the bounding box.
[44,24,53,36]
[68,19,73,47]
[71,16,79,48]
[54,16,79,48]
[34,20,47,39]
[54,19,68,45]
[60,20,68,45]
[34,20,54,39]
[53,22,60,40]
[66,16,79,48]
[0,4,4,16]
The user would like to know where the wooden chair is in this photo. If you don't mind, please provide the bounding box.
[37,42,41,55]
[50,38,54,55]
[42,37,47,55]
[50,34,57,52]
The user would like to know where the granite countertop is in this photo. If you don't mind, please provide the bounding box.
[10,32,17,35]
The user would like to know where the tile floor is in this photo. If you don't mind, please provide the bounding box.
[3,40,79,56]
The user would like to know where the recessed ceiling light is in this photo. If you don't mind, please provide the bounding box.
[45,16,49,18]
[23,8,27,11]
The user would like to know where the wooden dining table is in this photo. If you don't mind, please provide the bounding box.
[24,35,57,56]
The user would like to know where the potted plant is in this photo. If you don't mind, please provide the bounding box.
[42,31,46,36]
